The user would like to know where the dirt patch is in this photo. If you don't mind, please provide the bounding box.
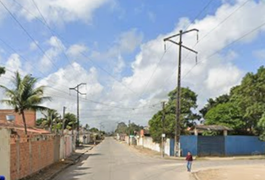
[22,162,70,180]
[195,165,265,180]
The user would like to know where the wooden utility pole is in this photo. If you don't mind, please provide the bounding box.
[164,29,199,156]
[161,101,166,158]
[69,83,86,147]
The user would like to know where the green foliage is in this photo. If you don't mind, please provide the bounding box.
[257,113,265,141]
[90,127,99,133]
[204,103,245,132]
[0,67,5,76]
[64,113,77,130]
[200,94,230,117]
[202,66,265,135]
[41,109,62,133]
[0,71,50,134]
[115,122,143,135]
[149,87,199,143]
[202,130,219,136]
[84,124,90,130]
[115,122,128,134]
[127,122,143,135]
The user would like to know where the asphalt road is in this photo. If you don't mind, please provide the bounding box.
[53,137,191,180]
[53,137,265,180]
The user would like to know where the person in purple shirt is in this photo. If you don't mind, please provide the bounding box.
[185,151,193,172]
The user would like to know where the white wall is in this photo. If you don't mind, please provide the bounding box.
[137,136,171,156]
[0,128,11,180]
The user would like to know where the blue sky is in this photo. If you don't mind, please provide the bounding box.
[0,0,265,131]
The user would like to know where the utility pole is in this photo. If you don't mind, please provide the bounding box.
[128,120,131,146]
[62,106,66,135]
[69,83,86,147]
[164,29,199,156]
[161,101,166,158]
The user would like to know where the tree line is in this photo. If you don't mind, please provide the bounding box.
[148,66,265,142]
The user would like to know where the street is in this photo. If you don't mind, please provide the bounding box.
[53,137,265,180]
[53,137,190,180]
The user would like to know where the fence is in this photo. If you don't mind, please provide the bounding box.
[179,135,265,157]
[0,128,76,180]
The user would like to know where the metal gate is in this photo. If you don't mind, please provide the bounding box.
[197,136,225,156]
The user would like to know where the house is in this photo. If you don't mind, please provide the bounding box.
[0,109,36,127]
[0,109,50,135]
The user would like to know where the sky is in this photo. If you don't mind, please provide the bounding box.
[0,0,265,131]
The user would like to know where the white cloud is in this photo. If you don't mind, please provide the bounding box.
[67,44,88,57]
[101,0,265,127]
[37,62,104,115]
[0,53,25,109]
[39,36,65,72]
[90,29,143,75]
[16,0,111,25]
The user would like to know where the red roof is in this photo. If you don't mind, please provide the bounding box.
[0,122,51,134]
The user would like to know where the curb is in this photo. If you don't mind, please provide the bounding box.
[191,172,201,180]
[47,146,94,180]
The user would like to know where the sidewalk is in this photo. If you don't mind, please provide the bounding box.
[193,165,265,180]
[23,144,94,180]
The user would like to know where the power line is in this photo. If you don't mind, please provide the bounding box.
[133,0,215,106]
[156,0,252,90]
[13,0,138,95]
[0,0,60,72]
[182,18,265,79]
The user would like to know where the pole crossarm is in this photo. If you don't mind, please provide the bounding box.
[166,39,198,54]
[163,28,199,41]
[163,28,199,157]
[69,83,87,147]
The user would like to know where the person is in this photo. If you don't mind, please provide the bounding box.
[0,175,5,180]
[186,151,193,172]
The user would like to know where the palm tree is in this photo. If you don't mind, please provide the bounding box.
[0,71,50,134]
[41,109,61,133]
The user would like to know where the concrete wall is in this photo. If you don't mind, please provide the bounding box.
[141,137,161,152]
[0,129,11,180]
[225,136,265,155]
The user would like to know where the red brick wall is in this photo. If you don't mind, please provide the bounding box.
[0,110,36,127]
[10,135,55,180]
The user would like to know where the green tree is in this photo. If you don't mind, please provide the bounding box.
[127,122,143,135]
[84,124,90,131]
[230,66,265,134]
[41,109,61,132]
[115,122,128,134]
[0,67,5,76]
[149,87,199,143]
[90,127,99,133]
[204,102,245,133]
[257,113,265,141]
[0,72,50,134]
[64,113,77,130]
[200,94,230,118]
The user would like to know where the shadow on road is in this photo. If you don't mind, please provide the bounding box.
[88,153,102,157]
